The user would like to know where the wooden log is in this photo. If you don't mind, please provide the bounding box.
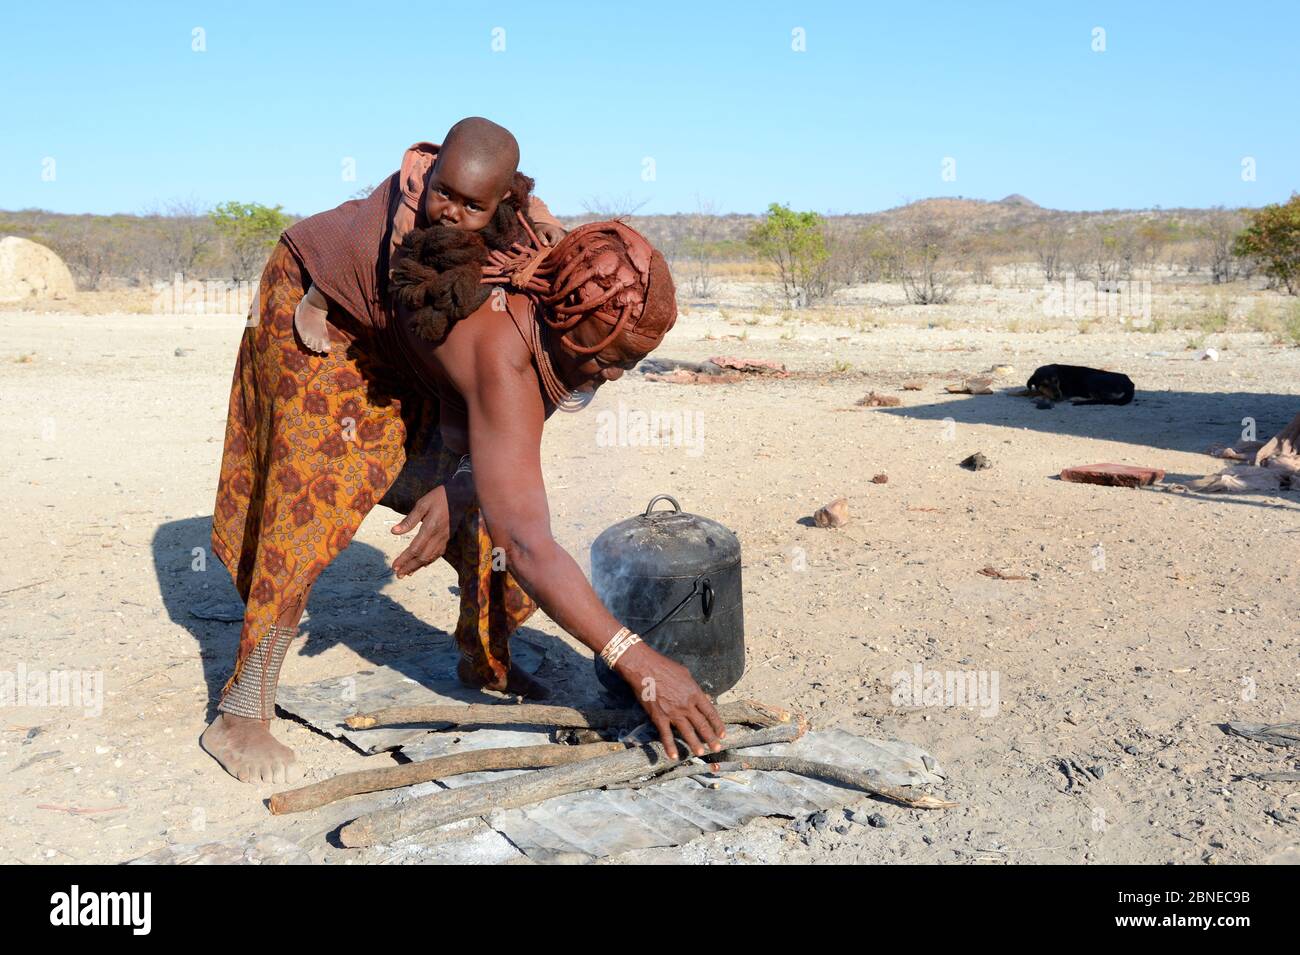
[338,720,807,848]
[734,755,958,809]
[1059,463,1164,488]
[344,698,792,732]
[605,754,956,809]
[603,760,750,791]
[268,740,627,815]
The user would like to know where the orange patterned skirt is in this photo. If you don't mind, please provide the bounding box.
[211,241,536,696]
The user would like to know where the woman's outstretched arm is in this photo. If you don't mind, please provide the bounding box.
[459,343,725,759]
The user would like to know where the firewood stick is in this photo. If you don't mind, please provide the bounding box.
[344,698,792,732]
[268,740,627,815]
[604,760,750,791]
[338,720,807,848]
[733,755,958,809]
[605,755,955,808]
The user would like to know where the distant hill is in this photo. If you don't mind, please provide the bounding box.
[559,195,1233,251]
[0,195,1253,287]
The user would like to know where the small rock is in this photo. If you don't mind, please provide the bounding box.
[959,452,992,471]
[866,813,888,828]
[1088,764,1107,780]
[810,810,831,831]
[1035,398,1054,410]
[946,377,995,395]
[813,497,850,528]
[857,392,902,407]
[871,473,888,484]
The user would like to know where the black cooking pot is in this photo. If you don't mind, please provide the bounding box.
[591,494,745,699]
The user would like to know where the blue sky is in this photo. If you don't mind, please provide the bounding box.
[2,1,1296,217]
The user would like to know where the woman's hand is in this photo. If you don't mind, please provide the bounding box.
[390,486,451,578]
[615,643,727,759]
[534,221,567,246]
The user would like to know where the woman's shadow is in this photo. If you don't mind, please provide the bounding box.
[151,516,590,721]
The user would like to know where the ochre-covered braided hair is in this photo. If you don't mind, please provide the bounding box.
[482,218,677,364]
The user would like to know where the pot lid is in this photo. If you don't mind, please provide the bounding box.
[591,495,741,578]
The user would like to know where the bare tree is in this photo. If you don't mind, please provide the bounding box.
[895,222,960,304]
[142,197,216,280]
[1135,219,1172,276]
[580,193,649,221]
[822,225,894,286]
[1034,219,1067,281]
[1069,221,1136,287]
[684,195,718,298]
[49,219,121,289]
[1198,207,1243,284]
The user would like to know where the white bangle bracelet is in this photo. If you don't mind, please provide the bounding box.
[599,627,642,669]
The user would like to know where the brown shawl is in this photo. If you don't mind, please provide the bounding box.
[280,175,398,332]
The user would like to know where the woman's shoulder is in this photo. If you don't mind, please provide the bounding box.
[467,288,536,340]
[441,291,536,379]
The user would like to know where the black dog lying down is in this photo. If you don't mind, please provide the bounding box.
[1026,364,1134,405]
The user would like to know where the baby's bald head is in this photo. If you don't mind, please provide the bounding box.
[442,117,520,183]
[423,117,521,232]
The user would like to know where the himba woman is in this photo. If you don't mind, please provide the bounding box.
[201,120,725,784]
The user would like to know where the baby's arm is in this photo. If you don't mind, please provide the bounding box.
[293,283,332,354]
[528,195,566,245]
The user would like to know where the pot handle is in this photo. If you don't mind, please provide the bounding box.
[643,575,710,637]
[643,494,681,517]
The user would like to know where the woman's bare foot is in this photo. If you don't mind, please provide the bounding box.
[457,658,551,700]
[200,713,300,784]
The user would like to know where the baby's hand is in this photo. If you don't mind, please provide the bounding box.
[534,221,566,246]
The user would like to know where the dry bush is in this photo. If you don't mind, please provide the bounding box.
[683,196,719,298]
[1067,221,1137,285]
[1033,219,1068,281]
[894,222,961,304]
[1196,208,1245,285]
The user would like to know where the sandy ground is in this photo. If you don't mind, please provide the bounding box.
[2,277,1299,865]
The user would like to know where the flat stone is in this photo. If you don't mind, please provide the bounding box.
[1059,463,1165,487]
[127,834,311,865]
